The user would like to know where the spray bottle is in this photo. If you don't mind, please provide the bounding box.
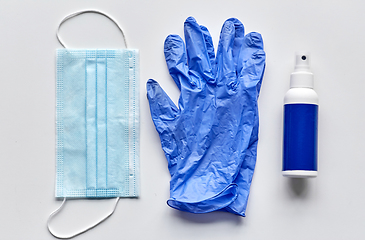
[283,52,318,178]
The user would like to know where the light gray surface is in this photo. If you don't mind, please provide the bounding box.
[1,0,365,239]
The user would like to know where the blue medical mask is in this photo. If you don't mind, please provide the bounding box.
[48,10,139,238]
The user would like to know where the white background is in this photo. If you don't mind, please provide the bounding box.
[1,0,365,239]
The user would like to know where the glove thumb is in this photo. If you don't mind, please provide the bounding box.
[147,79,179,134]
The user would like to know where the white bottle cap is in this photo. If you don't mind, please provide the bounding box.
[290,51,314,88]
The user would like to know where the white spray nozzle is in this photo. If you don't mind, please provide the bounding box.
[295,51,310,71]
[290,51,314,88]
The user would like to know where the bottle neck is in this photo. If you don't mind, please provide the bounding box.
[290,71,314,88]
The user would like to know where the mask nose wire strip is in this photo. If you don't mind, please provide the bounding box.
[56,10,128,49]
[47,197,120,239]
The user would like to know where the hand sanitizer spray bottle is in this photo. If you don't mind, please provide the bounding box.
[283,52,318,178]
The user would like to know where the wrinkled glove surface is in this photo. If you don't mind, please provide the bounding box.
[147,17,265,216]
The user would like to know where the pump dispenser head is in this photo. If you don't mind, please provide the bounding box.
[290,51,314,88]
[295,51,310,71]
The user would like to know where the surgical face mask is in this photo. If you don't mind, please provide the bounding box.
[48,10,139,238]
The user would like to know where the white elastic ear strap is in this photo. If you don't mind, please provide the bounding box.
[56,9,128,48]
[47,197,120,239]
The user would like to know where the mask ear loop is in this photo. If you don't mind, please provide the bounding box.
[56,9,128,48]
[47,197,120,239]
[49,9,126,239]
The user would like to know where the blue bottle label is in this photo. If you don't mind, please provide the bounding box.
[283,104,318,171]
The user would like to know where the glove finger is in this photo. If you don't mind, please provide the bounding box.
[200,25,215,71]
[239,49,266,93]
[184,17,215,84]
[226,18,245,71]
[237,32,264,76]
[164,34,191,91]
[146,79,179,134]
[215,20,236,86]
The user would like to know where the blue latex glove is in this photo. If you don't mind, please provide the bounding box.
[147,17,265,216]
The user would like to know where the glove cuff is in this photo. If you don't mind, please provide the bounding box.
[166,183,238,214]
